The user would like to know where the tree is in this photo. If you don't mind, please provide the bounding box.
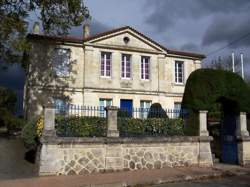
[0,0,90,65]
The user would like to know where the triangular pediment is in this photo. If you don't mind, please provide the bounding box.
[84,27,166,53]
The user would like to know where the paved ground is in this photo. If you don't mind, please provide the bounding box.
[153,175,250,187]
[0,136,38,180]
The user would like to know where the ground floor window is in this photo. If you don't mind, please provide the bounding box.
[140,100,151,119]
[53,98,68,114]
[99,98,112,117]
[174,102,182,118]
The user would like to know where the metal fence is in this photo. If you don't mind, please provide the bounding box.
[55,105,188,119]
[55,105,107,118]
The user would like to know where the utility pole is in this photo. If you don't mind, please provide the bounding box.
[240,53,244,79]
[232,52,235,73]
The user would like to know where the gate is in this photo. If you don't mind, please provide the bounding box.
[221,112,238,164]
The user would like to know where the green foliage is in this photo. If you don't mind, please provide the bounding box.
[0,87,24,133]
[0,1,90,64]
[118,118,184,137]
[0,87,17,112]
[22,117,39,150]
[56,116,107,137]
[182,69,250,113]
[147,103,168,118]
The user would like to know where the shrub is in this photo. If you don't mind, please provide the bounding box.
[118,118,184,137]
[56,116,107,137]
[147,103,168,118]
[22,117,39,150]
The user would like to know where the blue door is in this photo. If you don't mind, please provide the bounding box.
[120,99,133,117]
[221,113,238,164]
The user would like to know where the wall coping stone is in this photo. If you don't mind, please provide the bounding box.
[41,136,213,145]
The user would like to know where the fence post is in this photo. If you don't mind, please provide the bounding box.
[105,106,119,138]
[199,110,209,136]
[236,112,249,137]
[43,106,56,137]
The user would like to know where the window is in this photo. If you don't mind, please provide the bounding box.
[175,61,184,84]
[140,100,151,119]
[99,99,112,117]
[174,102,182,118]
[141,56,150,80]
[101,52,112,77]
[53,98,68,114]
[52,48,70,76]
[121,54,131,79]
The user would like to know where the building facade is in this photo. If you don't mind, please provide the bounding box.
[24,26,205,119]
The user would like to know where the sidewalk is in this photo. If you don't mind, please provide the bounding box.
[0,165,250,187]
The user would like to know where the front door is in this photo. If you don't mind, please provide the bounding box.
[120,99,133,117]
[221,112,238,164]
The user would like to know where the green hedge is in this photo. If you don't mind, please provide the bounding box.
[55,116,184,137]
[118,118,184,137]
[56,116,107,137]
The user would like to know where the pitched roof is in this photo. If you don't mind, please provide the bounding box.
[27,26,206,59]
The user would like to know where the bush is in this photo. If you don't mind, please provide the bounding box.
[22,117,39,150]
[56,116,107,137]
[118,118,184,137]
[147,103,168,118]
[0,108,25,133]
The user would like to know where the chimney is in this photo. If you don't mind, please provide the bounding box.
[83,24,90,39]
[33,22,40,34]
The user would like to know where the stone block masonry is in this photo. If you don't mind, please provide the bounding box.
[39,136,213,176]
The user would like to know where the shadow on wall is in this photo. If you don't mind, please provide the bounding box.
[24,41,78,120]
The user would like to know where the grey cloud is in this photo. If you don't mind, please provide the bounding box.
[145,0,250,33]
[70,19,111,37]
[180,42,200,53]
[202,14,250,48]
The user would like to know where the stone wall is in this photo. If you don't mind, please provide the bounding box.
[39,136,213,176]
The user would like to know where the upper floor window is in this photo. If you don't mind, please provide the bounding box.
[175,61,184,84]
[101,52,111,77]
[121,54,131,79]
[52,48,70,77]
[141,56,150,80]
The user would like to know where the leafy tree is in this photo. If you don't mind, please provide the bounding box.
[0,0,90,64]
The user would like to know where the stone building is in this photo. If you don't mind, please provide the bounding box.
[23,25,205,119]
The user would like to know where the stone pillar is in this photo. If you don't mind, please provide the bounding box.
[106,106,119,138]
[199,110,209,136]
[236,112,249,137]
[237,112,250,166]
[43,107,56,137]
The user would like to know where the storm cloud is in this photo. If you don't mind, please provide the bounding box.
[145,0,250,33]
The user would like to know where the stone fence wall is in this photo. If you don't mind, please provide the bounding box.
[38,107,250,176]
[39,136,213,176]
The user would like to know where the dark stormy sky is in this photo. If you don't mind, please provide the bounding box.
[1,0,250,114]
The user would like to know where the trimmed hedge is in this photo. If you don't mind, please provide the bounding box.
[56,116,107,137]
[182,69,250,113]
[118,118,184,137]
[55,116,184,137]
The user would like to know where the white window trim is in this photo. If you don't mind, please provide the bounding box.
[100,52,112,78]
[174,61,185,85]
[140,56,150,81]
[121,54,132,80]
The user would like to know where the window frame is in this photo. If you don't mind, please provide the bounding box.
[52,48,71,77]
[100,52,112,78]
[121,54,132,79]
[140,100,152,119]
[140,56,150,80]
[175,61,184,84]
[99,98,113,117]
